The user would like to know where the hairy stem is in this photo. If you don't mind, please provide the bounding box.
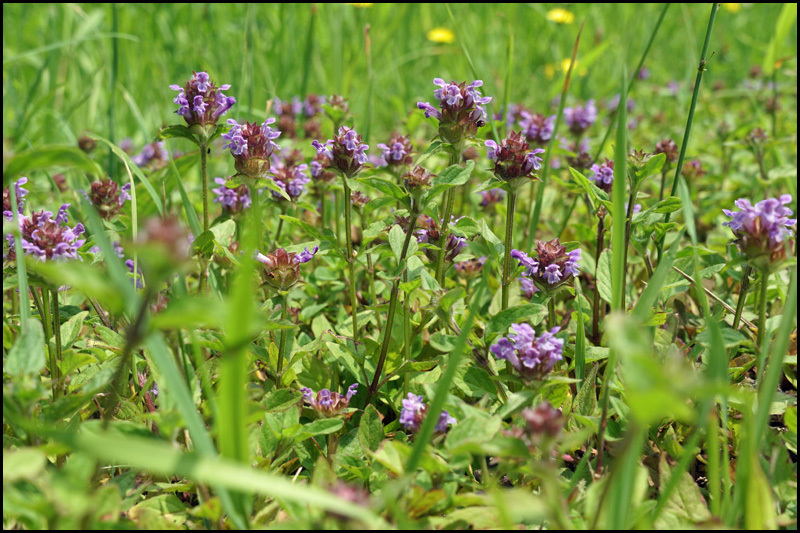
[365,216,417,407]
[501,189,517,310]
[342,176,359,346]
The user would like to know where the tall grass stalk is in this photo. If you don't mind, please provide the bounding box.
[657,3,718,261]
[500,189,516,310]
[596,67,627,476]
[523,21,583,252]
[434,150,460,284]
[591,3,669,161]
[342,176,359,345]
[8,186,30,329]
[365,216,418,407]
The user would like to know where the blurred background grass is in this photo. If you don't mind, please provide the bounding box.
[3,3,795,150]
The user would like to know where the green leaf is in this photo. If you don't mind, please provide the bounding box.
[596,249,613,305]
[450,216,480,239]
[574,363,598,416]
[653,196,682,214]
[55,311,88,352]
[654,454,712,529]
[191,230,216,256]
[388,224,405,263]
[484,303,546,339]
[763,3,797,75]
[7,320,46,377]
[4,146,103,186]
[1,447,47,482]
[431,160,475,187]
[357,176,408,203]
[158,125,200,145]
[568,167,612,211]
[298,418,344,439]
[358,404,383,453]
[263,389,302,412]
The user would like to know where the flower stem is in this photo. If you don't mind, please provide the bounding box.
[52,288,63,399]
[200,143,209,233]
[342,176,359,346]
[277,292,290,383]
[732,264,752,331]
[501,189,517,311]
[592,212,606,344]
[41,288,57,400]
[548,296,557,330]
[756,267,770,385]
[365,215,417,407]
[434,150,460,284]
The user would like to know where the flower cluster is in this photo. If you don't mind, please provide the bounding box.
[418,78,492,144]
[87,178,131,219]
[485,131,545,184]
[682,159,706,180]
[454,255,486,278]
[11,204,86,262]
[169,71,235,126]
[399,393,456,433]
[3,177,28,221]
[588,159,614,194]
[480,188,505,209]
[416,215,468,263]
[654,138,679,165]
[312,126,369,178]
[212,177,251,214]
[350,190,370,209]
[273,94,326,139]
[222,118,282,180]
[511,238,581,289]
[132,141,170,169]
[269,157,310,202]
[723,195,796,266]
[301,383,358,417]
[519,111,555,146]
[256,246,319,290]
[490,323,564,381]
[376,133,413,168]
[563,99,597,136]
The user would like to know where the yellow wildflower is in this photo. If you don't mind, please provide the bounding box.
[427,27,456,44]
[546,8,575,24]
[722,3,741,13]
[346,3,374,7]
[544,64,556,80]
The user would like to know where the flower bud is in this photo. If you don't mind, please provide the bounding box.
[256,246,318,291]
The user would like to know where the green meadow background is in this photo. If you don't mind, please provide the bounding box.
[3,3,795,149]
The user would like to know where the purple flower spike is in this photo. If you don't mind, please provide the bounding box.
[514,238,581,290]
[302,383,359,416]
[486,132,544,184]
[169,71,235,127]
[588,159,614,194]
[399,392,456,434]
[3,177,29,221]
[212,177,251,214]
[418,78,492,144]
[256,246,317,290]
[723,195,796,266]
[563,99,597,136]
[490,323,564,382]
[8,205,86,262]
[311,126,369,178]
[223,118,282,180]
[519,112,555,146]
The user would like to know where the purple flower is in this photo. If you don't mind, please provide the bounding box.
[255,246,318,290]
[513,239,581,289]
[169,71,235,126]
[480,189,505,208]
[301,383,358,416]
[519,112,555,146]
[723,195,796,266]
[588,159,614,193]
[489,323,564,381]
[10,204,86,262]
[563,99,597,136]
[376,134,413,167]
[223,118,282,180]
[86,178,131,219]
[454,255,486,278]
[312,126,369,178]
[3,177,28,221]
[132,141,169,169]
[212,177,251,214]
[269,155,310,202]
[418,78,492,144]
[399,393,456,433]
[485,131,545,183]
[606,94,636,114]
[520,276,538,299]
[416,215,468,263]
